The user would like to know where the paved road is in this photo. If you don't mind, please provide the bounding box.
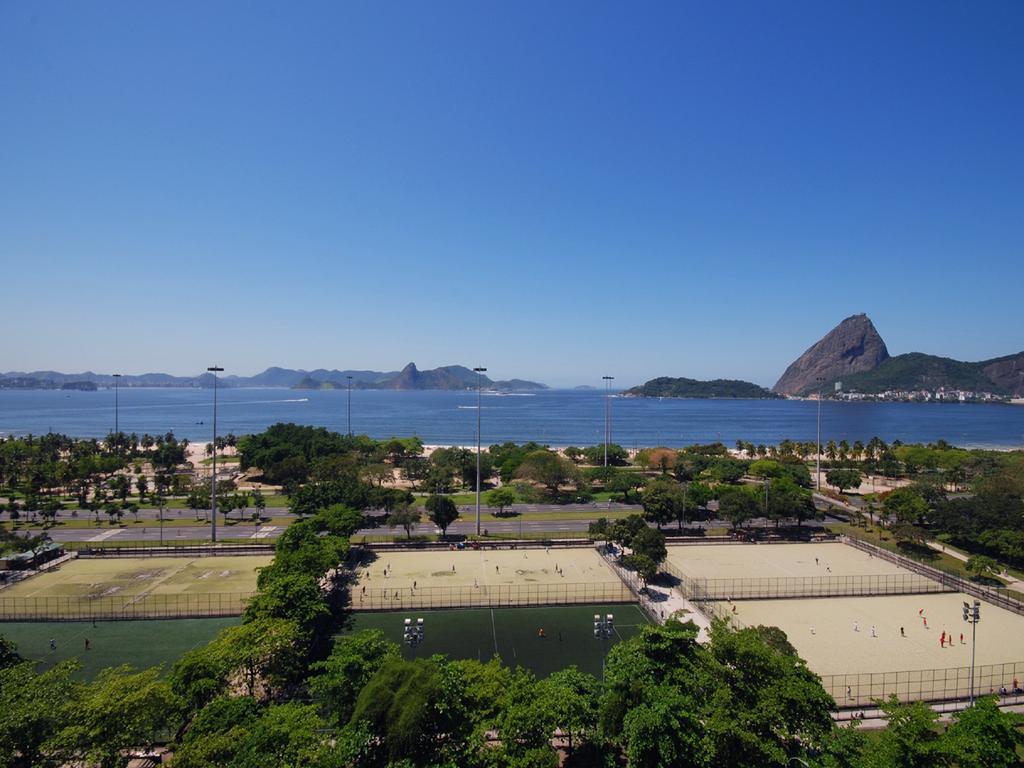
[0,502,641,523]
[23,512,831,544]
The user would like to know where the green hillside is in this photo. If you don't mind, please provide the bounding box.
[625,377,780,399]
[836,353,995,393]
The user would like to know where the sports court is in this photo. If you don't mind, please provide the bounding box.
[726,593,1024,705]
[667,542,906,580]
[0,555,270,618]
[340,604,650,678]
[729,592,1024,675]
[351,546,631,609]
[0,617,239,680]
[1,555,271,599]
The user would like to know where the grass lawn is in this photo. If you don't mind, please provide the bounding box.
[197,455,241,465]
[465,508,633,524]
[338,604,649,678]
[0,617,239,679]
[412,491,626,508]
[828,524,1010,586]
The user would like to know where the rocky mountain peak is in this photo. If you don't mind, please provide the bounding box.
[773,314,890,396]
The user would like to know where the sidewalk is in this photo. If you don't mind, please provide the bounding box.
[643,580,711,642]
[927,541,1024,592]
[835,696,1024,729]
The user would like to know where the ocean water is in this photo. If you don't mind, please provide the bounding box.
[1,388,1023,449]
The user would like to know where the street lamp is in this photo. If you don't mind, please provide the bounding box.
[602,376,614,467]
[346,376,353,436]
[474,367,487,536]
[207,366,224,543]
[112,373,122,438]
[594,612,614,679]
[963,599,981,703]
[815,376,825,491]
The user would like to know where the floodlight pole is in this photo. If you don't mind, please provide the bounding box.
[602,376,614,467]
[346,375,353,436]
[963,599,980,703]
[208,366,224,543]
[112,373,122,439]
[815,376,825,491]
[594,613,614,680]
[474,367,487,536]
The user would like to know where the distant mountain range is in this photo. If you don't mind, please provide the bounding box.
[0,364,547,392]
[7,321,1021,398]
[624,377,780,400]
[294,363,546,392]
[773,314,1024,397]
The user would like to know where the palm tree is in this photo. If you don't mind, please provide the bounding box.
[826,440,837,462]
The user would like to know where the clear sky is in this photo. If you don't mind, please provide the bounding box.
[1,2,1022,388]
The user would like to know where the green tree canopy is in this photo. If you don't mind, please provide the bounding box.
[641,476,685,529]
[514,450,580,497]
[485,487,517,516]
[425,494,459,535]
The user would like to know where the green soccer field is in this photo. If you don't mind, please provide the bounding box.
[0,617,240,680]
[338,604,651,678]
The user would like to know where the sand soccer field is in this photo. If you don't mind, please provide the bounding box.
[728,592,1024,705]
[667,542,908,580]
[351,546,630,609]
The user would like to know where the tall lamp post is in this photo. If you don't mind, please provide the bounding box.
[474,367,487,536]
[112,373,122,438]
[207,366,224,543]
[602,376,614,467]
[963,599,981,703]
[346,375,353,436]
[815,376,825,491]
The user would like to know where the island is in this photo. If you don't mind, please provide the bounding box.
[623,377,780,399]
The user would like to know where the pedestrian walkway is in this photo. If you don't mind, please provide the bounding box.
[928,541,1024,592]
[643,580,711,642]
[834,698,1024,729]
[86,529,123,543]
[250,525,277,539]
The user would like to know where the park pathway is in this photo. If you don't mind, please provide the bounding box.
[642,580,711,642]
[927,541,1024,593]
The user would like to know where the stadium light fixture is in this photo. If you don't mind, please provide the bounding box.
[207,366,224,543]
[474,367,487,536]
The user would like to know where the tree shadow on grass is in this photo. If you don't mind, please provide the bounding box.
[895,542,940,562]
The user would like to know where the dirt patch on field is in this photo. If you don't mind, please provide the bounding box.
[88,586,121,599]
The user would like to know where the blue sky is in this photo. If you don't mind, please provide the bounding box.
[1,2,1022,388]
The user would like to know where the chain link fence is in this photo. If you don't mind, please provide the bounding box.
[63,540,271,557]
[840,535,1024,616]
[678,572,951,600]
[351,580,633,611]
[822,661,1024,707]
[0,591,255,621]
